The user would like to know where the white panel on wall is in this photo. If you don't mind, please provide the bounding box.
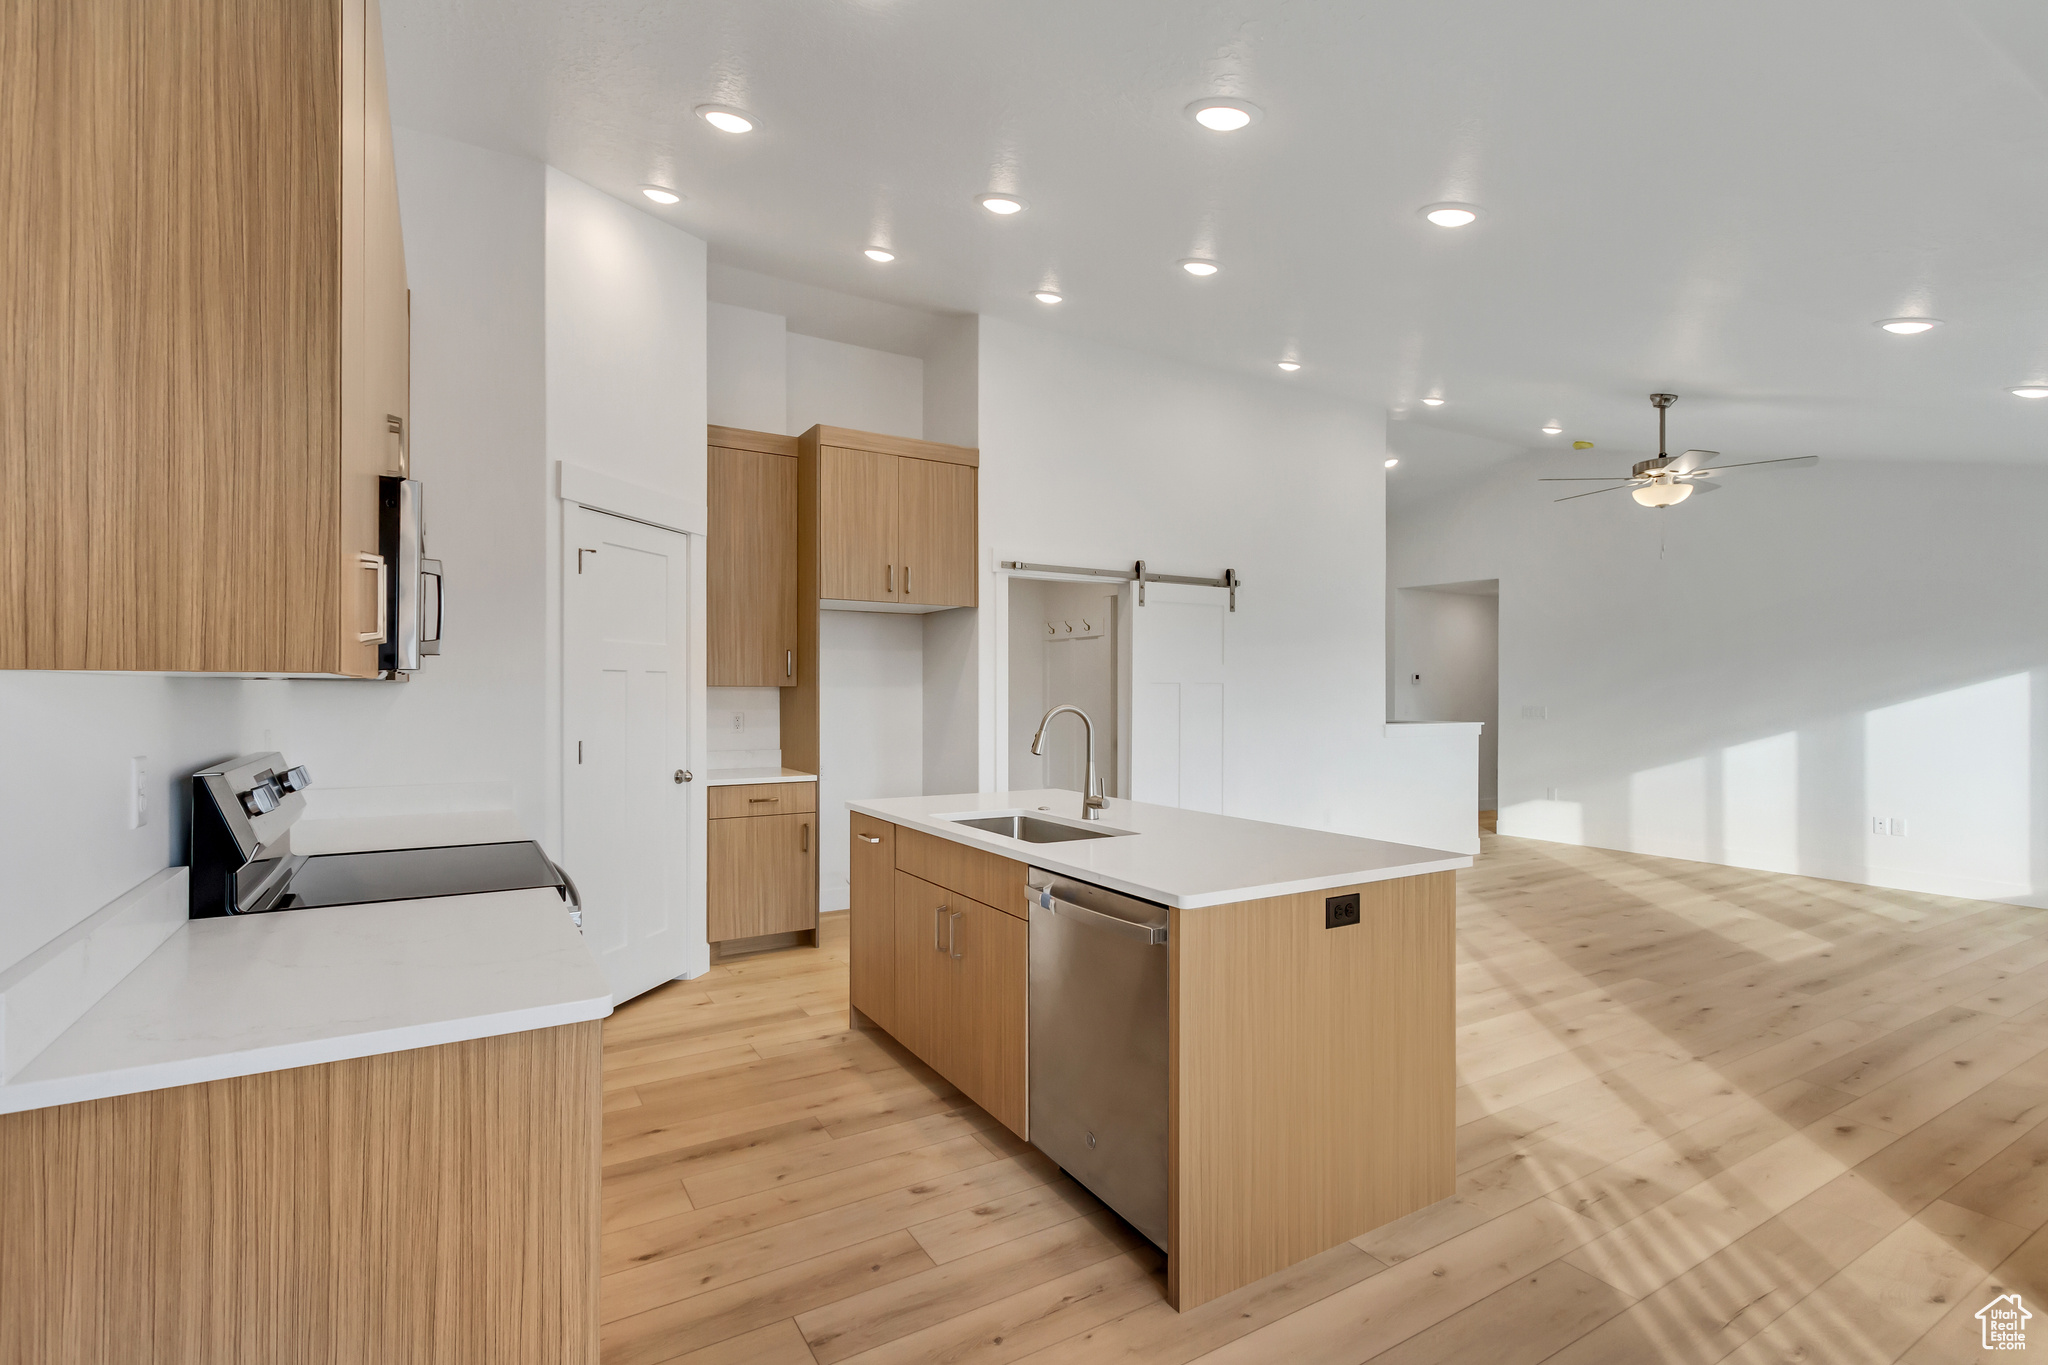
[787,333,923,439]
[818,611,925,911]
[708,303,788,433]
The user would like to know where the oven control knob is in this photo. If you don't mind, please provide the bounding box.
[239,782,280,816]
[277,765,312,793]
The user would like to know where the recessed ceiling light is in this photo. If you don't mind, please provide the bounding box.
[1420,202,1482,228]
[1034,291,1063,304]
[1179,258,1219,276]
[1877,318,1940,334]
[1385,458,1399,468]
[2012,386,2048,398]
[639,186,681,205]
[1421,396,1446,406]
[694,105,755,134]
[864,248,895,262]
[1186,98,1261,132]
[1277,361,1301,372]
[1542,424,1563,435]
[977,194,1026,215]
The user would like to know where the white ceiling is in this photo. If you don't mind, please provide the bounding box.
[386,0,2048,465]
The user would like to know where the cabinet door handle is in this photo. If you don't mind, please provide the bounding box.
[786,649,793,678]
[949,911,962,960]
[856,834,881,844]
[904,564,912,597]
[748,796,778,803]
[886,563,894,593]
[801,822,810,853]
[933,905,946,950]
[356,553,387,643]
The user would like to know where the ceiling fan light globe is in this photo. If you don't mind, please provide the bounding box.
[1632,480,1694,508]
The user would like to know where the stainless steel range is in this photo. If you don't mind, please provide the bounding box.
[189,753,578,923]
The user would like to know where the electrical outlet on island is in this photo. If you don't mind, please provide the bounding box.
[1326,892,1361,929]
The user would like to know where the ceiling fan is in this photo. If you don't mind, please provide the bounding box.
[1542,394,1818,507]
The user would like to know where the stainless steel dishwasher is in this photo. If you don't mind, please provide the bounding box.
[1028,867,1170,1249]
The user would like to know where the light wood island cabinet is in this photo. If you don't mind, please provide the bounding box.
[848,815,1457,1313]
[1,0,410,676]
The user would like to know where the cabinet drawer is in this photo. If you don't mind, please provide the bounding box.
[709,782,817,819]
[895,826,1029,919]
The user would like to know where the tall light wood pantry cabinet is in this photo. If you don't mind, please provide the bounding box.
[0,0,410,675]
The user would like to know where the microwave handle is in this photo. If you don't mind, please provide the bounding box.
[419,559,442,655]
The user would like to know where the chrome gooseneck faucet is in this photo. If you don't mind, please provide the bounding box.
[1031,704,1107,820]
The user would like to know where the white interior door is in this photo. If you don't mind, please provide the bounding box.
[1123,581,1228,812]
[563,506,696,1002]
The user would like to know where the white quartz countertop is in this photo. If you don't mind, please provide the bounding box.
[0,888,611,1117]
[846,789,1472,909]
[706,767,818,787]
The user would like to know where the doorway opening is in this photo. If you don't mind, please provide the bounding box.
[1005,576,1121,798]
[1392,579,1499,829]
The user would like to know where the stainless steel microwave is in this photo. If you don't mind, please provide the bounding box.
[378,474,442,676]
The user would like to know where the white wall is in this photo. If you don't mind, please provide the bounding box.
[1390,453,2048,904]
[818,611,925,909]
[282,129,553,838]
[787,333,922,440]
[971,318,1473,849]
[707,303,787,433]
[1391,585,1499,807]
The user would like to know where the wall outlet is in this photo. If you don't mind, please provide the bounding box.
[1326,892,1361,929]
[1872,815,1885,835]
[1522,704,1548,720]
[730,712,745,733]
[1546,786,1562,801]
[129,756,149,829]
[1891,817,1908,837]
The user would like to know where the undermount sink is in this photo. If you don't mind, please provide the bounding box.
[951,813,1131,844]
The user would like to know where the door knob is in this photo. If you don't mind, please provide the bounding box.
[675,770,692,784]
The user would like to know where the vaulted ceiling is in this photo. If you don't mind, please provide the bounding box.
[387,0,2048,465]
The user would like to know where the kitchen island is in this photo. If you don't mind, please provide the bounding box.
[844,788,1471,1311]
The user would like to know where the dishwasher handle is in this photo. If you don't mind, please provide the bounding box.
[1038,887,1168,946]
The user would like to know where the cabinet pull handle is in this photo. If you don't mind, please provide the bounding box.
[934,905,946,950]
[905,564,912,597]
[886,563,894,593]
[787,649,793,678]
[857,834,881,844]
[356,553,387,643]
[748,796,777,803]
[801,822,810,853]
[949,911,962,960]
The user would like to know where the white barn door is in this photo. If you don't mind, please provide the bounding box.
[1123,581,1228,812]
[563,505,697,1002]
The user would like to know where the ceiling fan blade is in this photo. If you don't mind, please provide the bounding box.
[1671,449,1719,474]
[1537,477,1632,482]
[1678,476,1721,493]
[1554,483,1638,502]
[1687,455,1820,473]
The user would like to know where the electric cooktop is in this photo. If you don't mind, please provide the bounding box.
[272,841,565,911]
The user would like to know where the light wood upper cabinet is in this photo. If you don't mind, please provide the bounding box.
[708,429,799,686]
[818,447,901,604]
[0,0,406,674]
[802,428,977,611]
[900,459,977,608]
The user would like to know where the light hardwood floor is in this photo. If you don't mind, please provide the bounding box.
[601,834,2048,1364]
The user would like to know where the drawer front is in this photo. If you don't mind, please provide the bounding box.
[709,781,817,819]
[895,826,1029,920]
